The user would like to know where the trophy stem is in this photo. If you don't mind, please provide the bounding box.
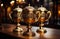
[23,24,35,36]
[40,22,44,29]
[37,23,47,33]
[13,23,23,32]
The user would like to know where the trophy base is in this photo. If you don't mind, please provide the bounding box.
[36,29,47,33]
[23,31,35,36]
[13,27,23,32]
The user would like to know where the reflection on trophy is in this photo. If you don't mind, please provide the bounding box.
[9,6,23,32]
[22,4,37,36]
[36,5,51,33]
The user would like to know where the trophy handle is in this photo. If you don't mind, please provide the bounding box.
[45,11,52,21]
[36,10,52,22]
[9,12,13,21]
[36,10,41,20]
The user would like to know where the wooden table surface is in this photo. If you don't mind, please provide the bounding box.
[0,24,60,39]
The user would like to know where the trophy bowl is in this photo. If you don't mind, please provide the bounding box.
[36,5,52,33]
[21,4,37,36]
[9,6,23,32]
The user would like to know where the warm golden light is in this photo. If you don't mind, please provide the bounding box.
[39,17,45,22]
[16,0,25,4]
[7,7,11,13]
[24,18,35,24]
[17,0,21,3]
[23,0,25,2]
[58,10,60,15]
[10,0,15,6]
[10,1,15,4]
[1,3,3,7]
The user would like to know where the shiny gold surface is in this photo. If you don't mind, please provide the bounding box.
[24,18,35,24]
[38,17,45,22]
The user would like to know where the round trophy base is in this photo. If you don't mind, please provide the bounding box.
[13,27,23,32]
[36,29,47,33]
[23,31,35,36]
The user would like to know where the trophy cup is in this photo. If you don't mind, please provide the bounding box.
[9,6,23,32]
[22,4,37,36]
[36,5,51,33]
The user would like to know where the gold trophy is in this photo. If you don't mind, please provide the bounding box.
[9,6,23,32]
[22,4,37,36]
[36,5,51,33]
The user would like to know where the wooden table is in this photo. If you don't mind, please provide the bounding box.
[0,24,60,39]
